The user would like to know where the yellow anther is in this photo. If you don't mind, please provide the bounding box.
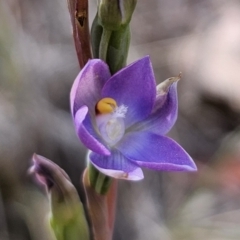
[96,98,117,114]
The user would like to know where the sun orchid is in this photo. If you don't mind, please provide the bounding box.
[70,56,197,180]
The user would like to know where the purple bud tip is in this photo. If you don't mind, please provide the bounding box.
[30,153,70,191]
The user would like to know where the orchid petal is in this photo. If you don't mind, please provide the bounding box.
[101,56,156,127]
[117,132,197,171]
[89,150,144,180]
[70,59,111,116]
[75,106,110,155]
[132,82,178,135]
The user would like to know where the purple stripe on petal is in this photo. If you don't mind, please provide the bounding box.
[117,132,197,171]
[89,150,144,180]
[70,59,111,116]
[75,107,110,155]
[131,82,178,135]
[101,56,156,128]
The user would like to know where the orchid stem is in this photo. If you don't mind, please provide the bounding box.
[95,173,106,194]
[88,162,112,195]
[99,29,112,62]
[67,0,92,68]
[95,173,112,195]
[88,162,99,187]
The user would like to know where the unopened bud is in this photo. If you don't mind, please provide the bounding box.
[98,0,137,31]
[91,13,130,73]
[30,154,90,240]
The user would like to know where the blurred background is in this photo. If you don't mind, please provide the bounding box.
[1,0,240,239]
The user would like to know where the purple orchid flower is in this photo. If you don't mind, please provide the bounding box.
[70,56,197,180]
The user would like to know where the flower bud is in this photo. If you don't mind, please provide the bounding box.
[91,13,103,58]
[91,13,130,73]
[98,0,137,31]
[30,154,90,240]
[106,25,130,73]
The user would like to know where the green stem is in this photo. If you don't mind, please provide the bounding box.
[88,162,99,188]
[99,29,112,62]
[95,173,107,194]
[88,162,112,195]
